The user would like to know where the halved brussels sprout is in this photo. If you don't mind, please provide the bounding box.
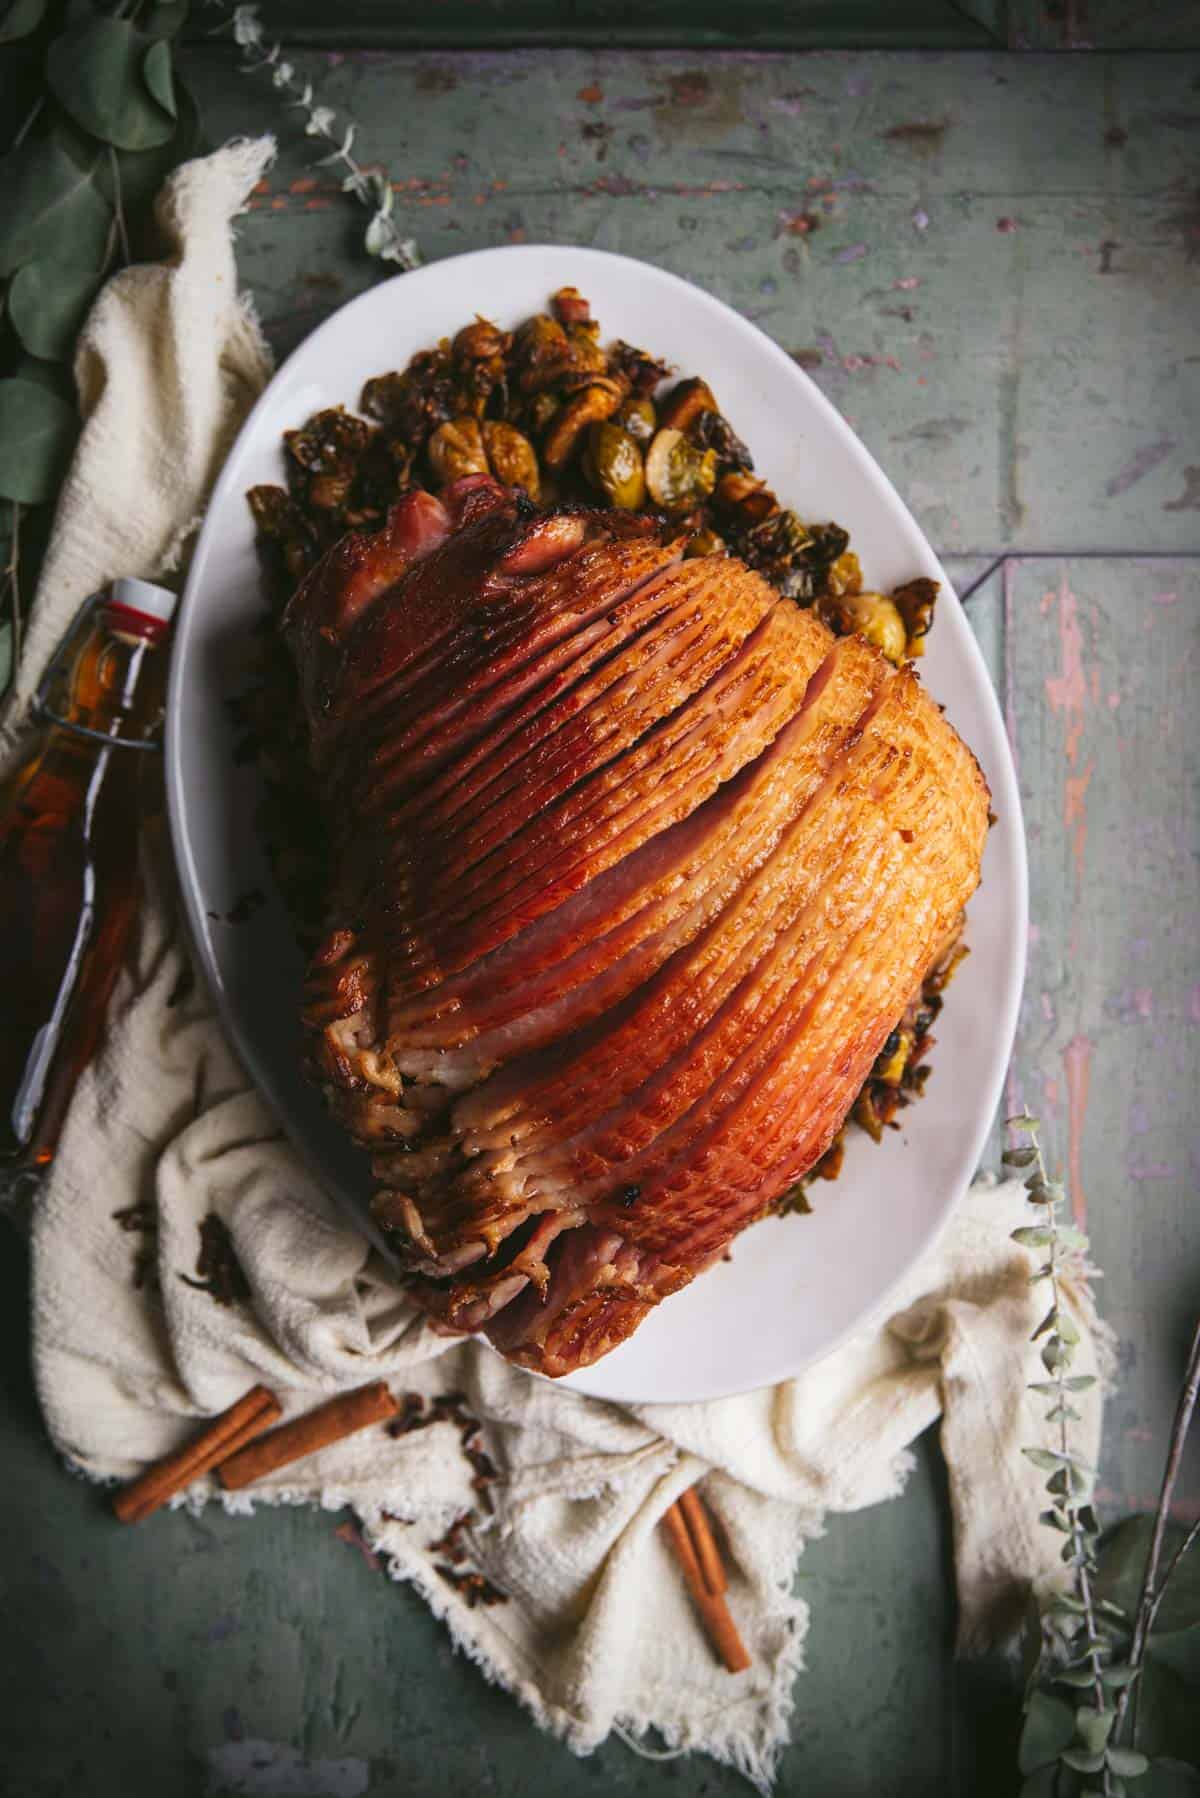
[482,421,540,499]
[541,379,625,470]
[427,415,489,485]
[616,394,656,444]
[826,591,908,664]
[658,376,718,433]
[583,422,646,510]
[644,427,718,512]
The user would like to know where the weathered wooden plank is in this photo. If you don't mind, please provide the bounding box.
[997,554,1200,1519]
[182,46,1200,555]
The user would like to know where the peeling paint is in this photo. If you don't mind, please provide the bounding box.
[1044,575,1089,769]
[1063,1034,1093,1227]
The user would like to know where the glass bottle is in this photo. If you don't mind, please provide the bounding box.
[0,577,177,1169]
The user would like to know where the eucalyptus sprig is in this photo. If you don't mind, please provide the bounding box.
[1007,1113,1144,1795]
[223,5,421,273]
[1009,1117,1200,1795]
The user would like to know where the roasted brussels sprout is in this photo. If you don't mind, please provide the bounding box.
[714,469,777,531]
[825,591,908,664]
[582,422,646,510]
[527,391,561,435]
[481,420,540,499]
[692,408,754,472]
[427,415,489,486]
[658,376,718,434]
[453,318,509,364]
[683,527,726,558]
[644,428,718,512]
[891,576,939,658]
[607,339,672,395]
[552,285,591,326]
[616,394,656,444]
[823,549,863,599]
[361,350,458,448]
[541,379,625,470]
[284,406,370,476]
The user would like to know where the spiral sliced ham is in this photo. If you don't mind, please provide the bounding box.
[284,478,990,1376]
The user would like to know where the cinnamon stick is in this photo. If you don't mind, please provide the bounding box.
[679,1486,727,1595]
[661,1491,751,1674]
[114,1384,281,1524]
[217,1381,399,1491]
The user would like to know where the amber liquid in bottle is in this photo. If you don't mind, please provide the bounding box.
[0,601,167,1168]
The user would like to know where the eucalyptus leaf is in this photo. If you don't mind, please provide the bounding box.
[1024,1447,1070,1473]
[0,133,110,276]
[1019,1772,1059,1798]
[7,257,101,361]
[143,40,177,119]
[1033,1307,1059,1340]
[13,355,75,400]
[1098,1663,1139,1688]
[1062,1746,1107,1773]
[1073,1706,1115,1752]
[99,80,203,220]
[48,17,176,151]
[1003,1145,1038,1168]
[1018,1691,1076,1773]
[0,378,77,504]
[1106,1746,1149,1776]
[1056,1665,1101,1687]
[1013,1225,1055,1247]
[143,0,189,36]
[0,0,45,42]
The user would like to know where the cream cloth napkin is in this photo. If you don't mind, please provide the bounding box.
[4,137,1106,1792]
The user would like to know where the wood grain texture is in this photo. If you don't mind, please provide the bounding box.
[0,43,1197,1798]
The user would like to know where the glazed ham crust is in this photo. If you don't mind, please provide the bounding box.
[284,478,990,1377]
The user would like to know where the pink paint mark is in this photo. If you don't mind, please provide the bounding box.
[1133,987,1154,1020]
[1044,574,1089,766]
[1043,1075,1061,1116]
[997,215,1018,232]
[1041,990,1055,1021]
[1153,590,1179,606]
[1063,1034,1092,1226]
[893,276,921,290]
[1107,691,1121,709]
[1028,921,1041,950]
[1064,757,1095,884]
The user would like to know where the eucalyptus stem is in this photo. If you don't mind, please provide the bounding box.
[11,94,44,153]
[108,147,131,268]
[1115,1314,1200,1746]
[220,6,421,272]
[5,502,22,679]
[1005,1114,1140,1792]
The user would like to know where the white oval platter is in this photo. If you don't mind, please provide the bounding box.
[166,244,1026,1405]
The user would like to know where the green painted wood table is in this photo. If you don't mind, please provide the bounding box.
[2,41,1198,1798]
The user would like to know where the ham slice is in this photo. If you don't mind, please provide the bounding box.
[287,489,990,1374]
